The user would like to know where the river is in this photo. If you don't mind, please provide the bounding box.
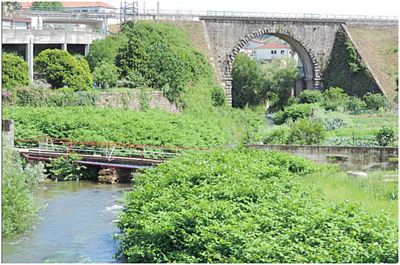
[2,181,131,263]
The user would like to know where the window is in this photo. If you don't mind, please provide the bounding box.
[281,50,285,54]
[271,50,277,54]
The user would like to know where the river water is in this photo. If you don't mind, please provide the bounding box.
[2,181,131,263]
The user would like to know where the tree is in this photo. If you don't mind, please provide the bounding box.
[299,90,323,104]
[363,92,388,111]
[262,59,298,111]
[322,87,350,111]
[31,1,63,11]
[92,62,119,89]
[2,52,29,89]
[286,118,326,145]
[374,126,395,146]
[34,49,92,91]
[2,2,21,16]
[232,53,266,108]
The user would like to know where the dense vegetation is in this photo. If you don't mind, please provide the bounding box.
[2,52,29,89]
[117,148,398,263]
[2,106,263,148]
[34,49,92,91]
[2,140,45,237]
[30,1,63,11]
[232,53,298,110]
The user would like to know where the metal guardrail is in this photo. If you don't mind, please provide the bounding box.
[10,9,398,23]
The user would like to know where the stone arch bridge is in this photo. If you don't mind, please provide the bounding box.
[200,17,393,104]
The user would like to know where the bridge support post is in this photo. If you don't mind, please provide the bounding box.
[26,38,34,83]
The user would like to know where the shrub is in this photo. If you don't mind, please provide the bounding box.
[48,154,86,181]
[31,1,63,11]
[263,125,290,144]
[2,139,45,237]
[92,61,119,89]
[116,149,397,263]
[363,93,388,111]
[34,49,92,91]
[311,108,352,131]
[86,34,128,71]
[286,118,326,145]
[345,96,366,113]
[298,89,323,104]
[322,87,349,111]
[211,86,226,107]
[2,52,29,89]
[273,103,318,125]
[115,21,213,103]
[374,126,395,146]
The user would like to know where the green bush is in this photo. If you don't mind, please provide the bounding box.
[115,21,213,103]
[374,126,395,147]
[211,86,226,107]
[311,108,352,131]
[345,96,366,114]
[48,154,86,181]
[322,87,349,111]
[2,52,29,89]
[298,89,323,104]
[2,140,45,237]
[117,149,397,263]
[286,118,326,145]
[263,125,290,144]
[273,103,318,125]
[34,49,92,91]
[363,93,388,111]
[86,34,128,71]
[92,61,119,89]
[31,1,63,11]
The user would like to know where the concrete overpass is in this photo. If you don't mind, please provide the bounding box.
[2,29,105,81]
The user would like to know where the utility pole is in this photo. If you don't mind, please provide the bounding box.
[120,1,138,30]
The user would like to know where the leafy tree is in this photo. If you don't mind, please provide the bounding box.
[34,49,92,91]
[2,52,29,89]
[345,96,366,114]
[374,126,395,146]
[322,87,349,111]
[286,118,326,145]
[2,2,21,16]
[299,89,323,104]
[262,59,298,110]
[115,21,212,102]
[232,53,266,108]
[92,61,119,89]
[86,34,128,71]
[31,1,63,11]
[363,92,388,111]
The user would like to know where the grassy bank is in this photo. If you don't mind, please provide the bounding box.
[301,168,398,222]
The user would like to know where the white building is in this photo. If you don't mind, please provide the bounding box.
[21,2,117,13]
[252,43,293,61]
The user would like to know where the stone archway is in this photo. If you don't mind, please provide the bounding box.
[222,27,322,104]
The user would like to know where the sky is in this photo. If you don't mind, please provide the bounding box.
[109,0,399,17]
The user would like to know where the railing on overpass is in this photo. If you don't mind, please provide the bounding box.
[10,8,398,24]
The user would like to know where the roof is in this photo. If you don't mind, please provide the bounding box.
[255,43,291,49]
[21,1,117,10]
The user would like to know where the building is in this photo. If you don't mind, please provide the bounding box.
[253,43,293,61]
[20,2,117,13]
[2,17,31,29]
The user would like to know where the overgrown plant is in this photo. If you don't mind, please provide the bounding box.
[48,154,85,181]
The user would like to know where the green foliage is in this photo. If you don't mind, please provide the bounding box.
[2,52,29,89]
[298,89,323,104]
[117,149,397,263]
[232,53,266,108]
[31,1,63,11]
[345,38,363,73]
[273,103,318,125]
[322,87,350,111]
[363,92,388,111]
[86,34,128,71]
[211,86,227,107]
[263,125,290,144]
[286,118,326,145]
[34,49,93,91]
[92,62,118,89]
[115,21,213,103]
[374,126,395,147]
[311,108,353,131]
[139,88,150,110]
[2,140,45,237]
[2,2,22,16]
[48,154,85,181]
[345,96,367,114]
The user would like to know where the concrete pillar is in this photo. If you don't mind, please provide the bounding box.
[62,43,67,51]
[26,38,34,83]
[305,78,314,89]
[84,44,90,56]
[2,119,15,148]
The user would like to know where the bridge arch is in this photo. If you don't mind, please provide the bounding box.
[223,27,322,104]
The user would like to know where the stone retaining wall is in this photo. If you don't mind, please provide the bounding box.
[247,144,398,170]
